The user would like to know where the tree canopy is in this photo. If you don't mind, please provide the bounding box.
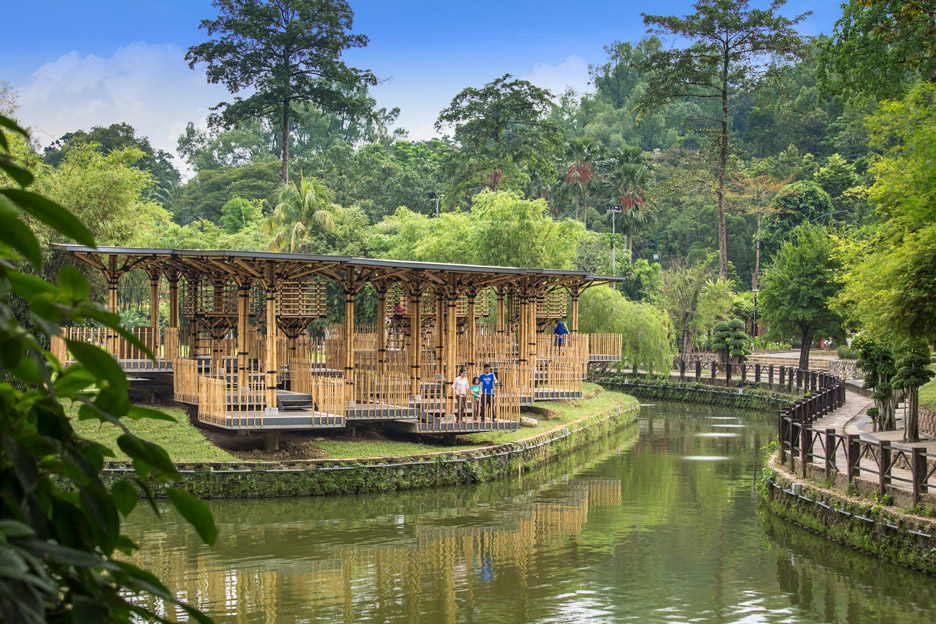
[187,0,377,183]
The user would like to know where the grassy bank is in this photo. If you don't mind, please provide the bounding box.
[70,383,637,463]
[920,364,936,412]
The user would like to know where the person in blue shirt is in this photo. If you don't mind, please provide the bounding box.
[478,363,498,421]
[554,320,569,347]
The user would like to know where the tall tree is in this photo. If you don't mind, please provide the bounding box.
[186,0,377,184]
[436,74,561,197]
[820,0,936,101]
[637,0,809,280]
[759,223,844,370]
[729,170,790,289]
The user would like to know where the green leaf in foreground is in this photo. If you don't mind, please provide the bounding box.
[167,488,218,546]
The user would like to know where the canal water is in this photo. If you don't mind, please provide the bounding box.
[124,404,936,623]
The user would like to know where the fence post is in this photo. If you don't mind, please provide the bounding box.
[824,428,835,479]
[796,369,803,392]
[695,360,701,381]
[800,419,810,478]
[711,361,717,383]
[740,363,747,385]
[755,363,761,385]
[726,362,732,385]
[790,419,798,471]
[769,364,774,389]
[778,415,786,463]
[879,440,891,498]
[846,435,860,482]
[789,367,795,392]
[779,366,785,392]
[679,359,686,381]
[911,447,926,506]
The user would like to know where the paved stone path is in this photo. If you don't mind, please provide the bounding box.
[798,386,936,494]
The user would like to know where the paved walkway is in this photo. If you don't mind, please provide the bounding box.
[798,387,936,495]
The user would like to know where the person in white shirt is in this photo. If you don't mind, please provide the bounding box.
[451,368,469,422]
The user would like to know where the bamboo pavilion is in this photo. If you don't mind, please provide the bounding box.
[51,245,622,447]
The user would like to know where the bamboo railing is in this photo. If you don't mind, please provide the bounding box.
[587,333,622,362]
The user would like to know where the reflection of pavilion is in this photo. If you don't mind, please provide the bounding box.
[126,477,626,622]
[52,245,622,444]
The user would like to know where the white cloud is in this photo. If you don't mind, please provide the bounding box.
[520,55,591,99]
[14,42,229,177]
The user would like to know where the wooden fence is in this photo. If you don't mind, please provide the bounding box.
[774,369,936,505]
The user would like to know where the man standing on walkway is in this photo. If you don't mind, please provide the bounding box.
[479,363,498,422]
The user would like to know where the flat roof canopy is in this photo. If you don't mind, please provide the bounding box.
[53,244,624,290]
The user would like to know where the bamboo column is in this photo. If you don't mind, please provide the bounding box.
[343,267,355,406]
[445,277,457,416]
[167,271,179,329]
[435,290,444,380]
[106,255,119,355]
[264,263,278,414]
[495,286,506,364]
[211,278,225,370]
[187,275,199,357]
[148,271,160,329]
[466,289,477,370]
[518,284,529,392]
[236,280,250,394]
[530,289,539,394]
[409,286,422,399]
[376,284,387,377]
[569,284,581,333]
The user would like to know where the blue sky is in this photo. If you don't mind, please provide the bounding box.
[3,1,842,170]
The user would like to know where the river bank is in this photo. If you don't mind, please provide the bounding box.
[97,385,639,498]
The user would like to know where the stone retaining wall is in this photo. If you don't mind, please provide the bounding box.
[102,400,640,499]
[762,454,936,575]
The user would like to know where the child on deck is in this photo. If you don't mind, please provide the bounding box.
[478,363,498,421]
[470,377,481,420]
[451,369,469,422]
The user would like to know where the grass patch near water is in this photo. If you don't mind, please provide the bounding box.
[68,402,237,463]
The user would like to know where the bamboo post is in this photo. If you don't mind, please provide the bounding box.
[445,279,457,416]
[264,263,278,414]
[435,290,444,383]
[529,289,538,395]
[377,284,387,377]
[569,286,580,333]
[106,255,119,355]
[237,281,249,394]
[167,272,179,329]
[467,290,477,370]
[148,271,160,329]
[343,267,356,407]
[409,286,422,399]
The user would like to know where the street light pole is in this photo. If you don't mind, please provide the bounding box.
[428,191,446,218]
[606,204,623,275]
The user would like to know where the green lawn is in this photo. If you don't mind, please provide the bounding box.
[919,364,936,411]
[313,383,639,459]
[70,383,638,463]
[67,402,238,463]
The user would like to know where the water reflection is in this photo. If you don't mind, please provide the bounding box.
[123,404,935,623]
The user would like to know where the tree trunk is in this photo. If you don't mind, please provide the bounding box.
[753,210,762,290]
[680,323,692,361]
[798,327,813,371]
[904,387,919,443]
[717,58,729,281]
[281,102,290,184]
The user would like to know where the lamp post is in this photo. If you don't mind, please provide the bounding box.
[751,288,759,338]
[649,229,677,265]
[428,191,446,218]
[606,204,623,275]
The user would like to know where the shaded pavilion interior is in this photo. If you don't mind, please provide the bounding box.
[52,245,622,445]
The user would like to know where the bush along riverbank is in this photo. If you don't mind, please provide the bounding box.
[100,388,639,499]
[760,447,936,575]
[596,375,797,411]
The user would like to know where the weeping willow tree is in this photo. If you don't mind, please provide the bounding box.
[578,285,675,376]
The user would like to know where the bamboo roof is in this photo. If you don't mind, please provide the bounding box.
[53,244,624,290]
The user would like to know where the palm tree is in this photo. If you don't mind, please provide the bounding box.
[263,174,342,253]
[601,147,655,259]
[556,138,604,226]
